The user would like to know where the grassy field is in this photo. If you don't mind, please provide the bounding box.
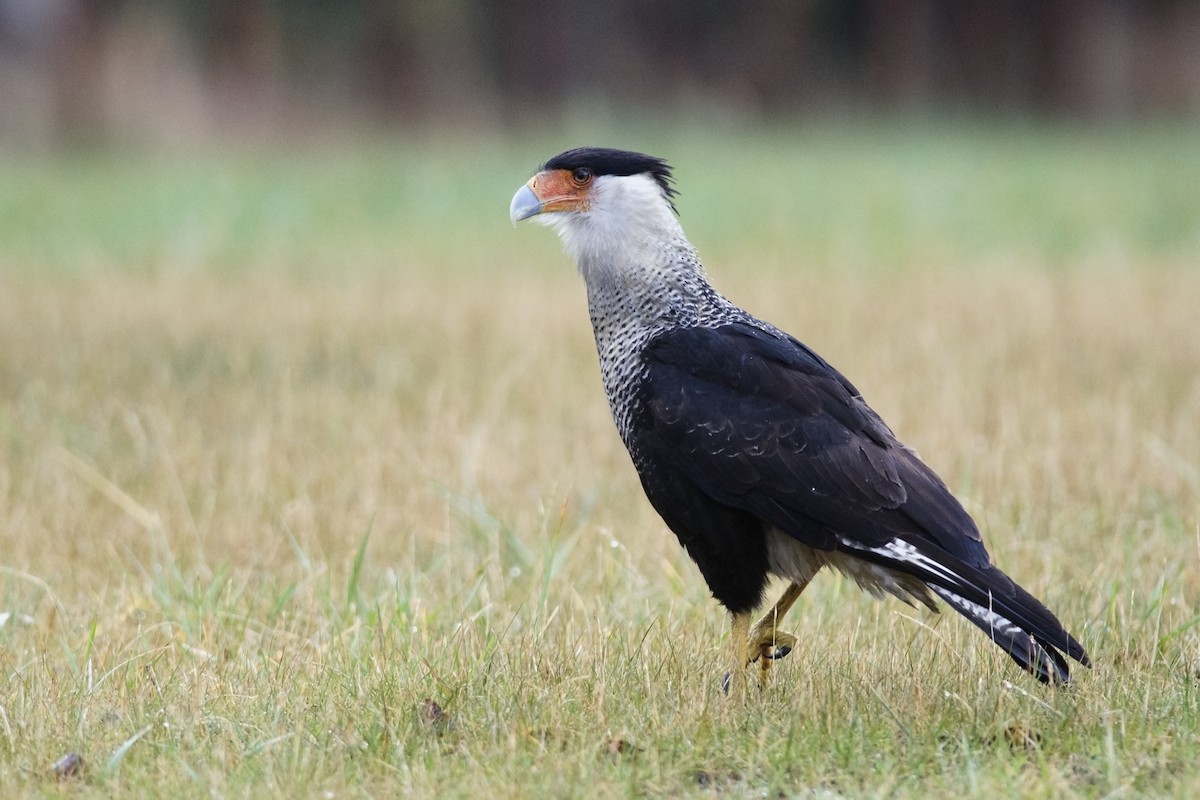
[1,120,1199,797]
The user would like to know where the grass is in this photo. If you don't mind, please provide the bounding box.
[1,119,1199,797]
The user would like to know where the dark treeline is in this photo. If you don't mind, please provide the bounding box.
[1,0,1198,144]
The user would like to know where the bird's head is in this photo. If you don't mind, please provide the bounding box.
[510,147,681,268]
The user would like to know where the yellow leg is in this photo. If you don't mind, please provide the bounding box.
[747,580,811,683]
[724,580,813,696]
[724,610,753,699]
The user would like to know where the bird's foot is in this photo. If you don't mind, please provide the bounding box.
[723,585,807,697]
[721,627,798,695]
[746,624,797,686]
[746,625,797,665]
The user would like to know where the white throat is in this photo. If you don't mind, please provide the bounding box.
[537,174,688,286]
[537,173,725,339]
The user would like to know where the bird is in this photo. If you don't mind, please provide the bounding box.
[509,146,1089,694]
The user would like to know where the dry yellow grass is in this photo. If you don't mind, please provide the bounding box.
[4,260,1198,795]
[1,129,1199,796]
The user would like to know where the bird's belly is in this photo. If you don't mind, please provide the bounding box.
[764,529,828,586]
[765,528,937,610]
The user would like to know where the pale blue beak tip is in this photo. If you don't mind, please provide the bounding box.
[509,184,542,226]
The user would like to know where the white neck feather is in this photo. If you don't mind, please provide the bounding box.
[535,173,708,313]
[531,171,746,435]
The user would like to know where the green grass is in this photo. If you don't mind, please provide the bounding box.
[1,120,1199,797]
[3,118,1197,278]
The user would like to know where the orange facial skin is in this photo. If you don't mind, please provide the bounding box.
[526,168,593,214]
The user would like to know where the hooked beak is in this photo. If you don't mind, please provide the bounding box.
[509,183,542,225]
[509,169,591,226]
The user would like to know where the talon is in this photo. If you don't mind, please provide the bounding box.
[766,643,792,660]
[721,671,731,695]
[745,628,798,666]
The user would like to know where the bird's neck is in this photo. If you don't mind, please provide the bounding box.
[577,232,737,437]
[582,240,729,336]
[544,189,718,322]
[550,202,739,418]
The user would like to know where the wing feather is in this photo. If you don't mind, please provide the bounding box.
[629,322,1089,682]
[635,322,986,563]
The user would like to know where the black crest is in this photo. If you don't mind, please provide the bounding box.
[543,147,677,207]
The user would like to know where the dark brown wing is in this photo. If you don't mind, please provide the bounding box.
[634,322,987,562]
[628,322,1089,682]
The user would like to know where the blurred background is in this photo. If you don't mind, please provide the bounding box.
[1,11,1199,789]
[2,0,1199,147]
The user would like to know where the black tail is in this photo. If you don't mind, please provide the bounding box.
[837,536,1090,684]
[929,578,1090,684]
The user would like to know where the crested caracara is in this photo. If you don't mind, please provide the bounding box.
[510,147,1089,694]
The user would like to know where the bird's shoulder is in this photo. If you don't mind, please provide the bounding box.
[639,320,892,445]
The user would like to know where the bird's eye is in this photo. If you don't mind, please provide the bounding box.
[571,167,593,184]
